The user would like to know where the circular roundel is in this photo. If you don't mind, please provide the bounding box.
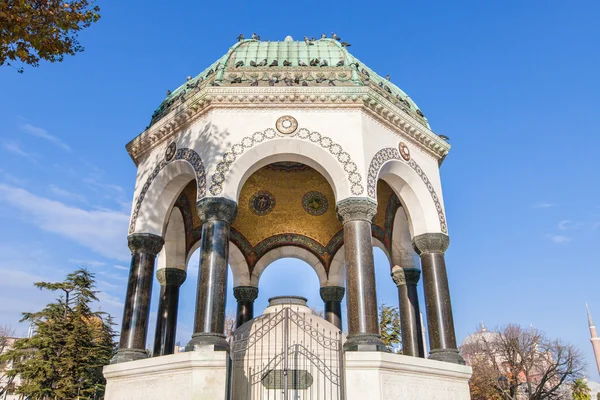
[165,142,177,161]
[399,142,410,161]
[302,191,328,216]
[276,115,298,134]
[249,191,276,216]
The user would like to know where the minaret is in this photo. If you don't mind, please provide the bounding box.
[586,303,600,375]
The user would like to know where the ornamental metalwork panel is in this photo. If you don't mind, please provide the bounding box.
[230,307,345,400]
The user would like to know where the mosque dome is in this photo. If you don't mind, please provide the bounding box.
[150,36,429,128]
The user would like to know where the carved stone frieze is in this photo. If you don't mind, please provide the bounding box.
[127,233,164,255]
[156,268,187,286]
[412,233,450,255]
[233,286,259,302]
[367,147,448,234]
[319,286,345,302]
[208,124,364,196]
[125,86,450,168]
[129,146,206,234]
[197,197,238,224]
[336,198,378,224]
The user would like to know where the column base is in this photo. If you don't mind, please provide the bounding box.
[185,332,229,352]
[110,348,148,364]
[429,348,466,365]
[344,334,387,352]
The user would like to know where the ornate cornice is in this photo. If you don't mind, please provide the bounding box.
[412,233,450,255]
[156,268,187,286]
[336,197,378,224]
[196,197,238,224]
[320,286,345,302]
[127,233,164,255]
[233,286,259,302]
[125,87,450,166]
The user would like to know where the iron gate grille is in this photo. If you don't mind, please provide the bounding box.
[230,307,345,400]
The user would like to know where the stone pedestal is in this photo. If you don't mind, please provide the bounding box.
[103,351,228,400]
[344,352,472,400]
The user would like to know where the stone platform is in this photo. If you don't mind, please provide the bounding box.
[103,350,228,400]
[344,352,472,400]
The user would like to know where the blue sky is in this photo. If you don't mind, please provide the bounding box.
[1,0,599,377]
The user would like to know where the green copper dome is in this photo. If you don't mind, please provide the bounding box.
[150,37,429,128]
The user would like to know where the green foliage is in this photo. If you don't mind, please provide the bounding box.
[0,0,101,72]
[378,303,401,352]
[1,269,116,399]
[572,378,592,400]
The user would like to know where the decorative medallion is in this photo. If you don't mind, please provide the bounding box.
[165,142,176,161]
[249,191,275,216]
[275,116,298,134]
[302,191,328,216]
[399,142,410,161]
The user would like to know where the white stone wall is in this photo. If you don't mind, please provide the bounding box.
[345,352,472,400]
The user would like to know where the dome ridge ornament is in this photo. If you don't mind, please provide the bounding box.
[276,115,298,134]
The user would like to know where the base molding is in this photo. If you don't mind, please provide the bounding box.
[103,351,227,400]
[344,351,472,400]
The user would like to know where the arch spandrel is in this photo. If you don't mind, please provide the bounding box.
[368,148,447,237]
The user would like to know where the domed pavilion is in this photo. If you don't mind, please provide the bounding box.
[103,35,471,400]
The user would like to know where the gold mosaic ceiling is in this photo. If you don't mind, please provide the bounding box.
[174,162,400,270]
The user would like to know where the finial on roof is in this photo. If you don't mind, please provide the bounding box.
[481,321,486,332]
[284,35,293,42]
[587,303,594,327]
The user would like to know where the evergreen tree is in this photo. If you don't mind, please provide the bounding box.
[2,269,116,399]
[378,303,401,352]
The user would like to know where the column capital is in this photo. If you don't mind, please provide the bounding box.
[156,268,187,286]
[197,197,238,224]
[412,233,449,255]
[336,198,377,224]
[128,233,164,255]
[233,286,259,302]
[391,266,421,286]
[320,286,345,302]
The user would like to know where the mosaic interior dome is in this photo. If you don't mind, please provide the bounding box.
[150,36,429,128]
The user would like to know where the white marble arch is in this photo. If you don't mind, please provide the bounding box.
[218,138,352,203]
[390,207,418,269]
[377,160,444,238]
[249,246,334,288]
[157,207,186,273]
[185,240,251,288]
[133,160,196,236]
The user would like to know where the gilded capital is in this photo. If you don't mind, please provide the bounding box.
[336,198,378,224]
[233,286,259,302]
[197,197,238,224]
[320,286,345,302]
[412,233,449,255]
[156,268,187,286]
[127,233,164,255]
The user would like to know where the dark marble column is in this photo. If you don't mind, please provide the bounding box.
[337,198,385,352]
[391,266,425,357]
[112,233,164,363]
[320,286,345,330]
[233,286,259,328]
[153,268,187,356]
[413,233,464,364]
[186,197,237,351]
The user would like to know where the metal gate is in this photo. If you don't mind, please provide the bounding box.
[230,306,345,400]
